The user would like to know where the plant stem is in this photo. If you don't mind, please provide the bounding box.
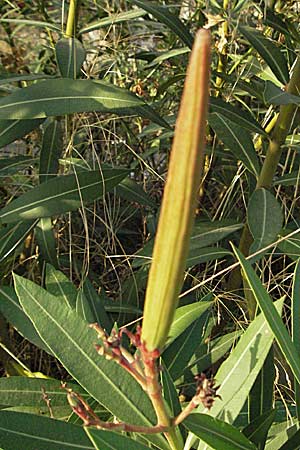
[228,55,300,294]
[65,0,77,38]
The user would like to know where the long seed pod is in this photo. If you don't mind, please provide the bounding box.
[141,29,211,351]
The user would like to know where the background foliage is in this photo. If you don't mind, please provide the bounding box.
[0,0,299,449]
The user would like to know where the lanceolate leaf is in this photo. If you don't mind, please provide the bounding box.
[39,119,62,184]
[209,113,260,176]
[82,278,112,332]
[248,188,283,252]
[0,377,89,407]
[0,168,129,224]
[0,286,50,353]
[0,79,167,127]
[85,427,151,450]
[0,411,94,450]
[79,9,146,34]
[128,0,194,48]
[0,119,43,148]
[166,299,212,346]
[184,413,256,450]
[233,247,300,385]
[209,97,266,136]
[239,26,289,85]
[0,220,37,262]
[0,156,37,176]
[14,275,168,450]
[55,38,86,79]
[35,218,58,268]
[45,264,77,309]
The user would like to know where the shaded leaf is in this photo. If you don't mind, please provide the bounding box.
[45,264,77,309]
[292,260,300,421]
[0,156,37,176]
[277,230,300,260]
[209,112,260,176]
[239,26,289,84]
[0,79,168,128]
[129,0,194,48]
[79,9,146,34]
[184,413,256,450]
[163,312,210,381]
[0,220,37,262]
[248,188,283,252]
[35,218,58,268]
[0,286,50,353]
[85,427,151,450]
[55,38,86,79]
[82,278,112,333]
[243,409,276,449]
[210,97,266,135]
[0,411,94,450]
[0,168,129,223]
[0,119,43,148]
[39,119,62,184]
[263,81,300,105]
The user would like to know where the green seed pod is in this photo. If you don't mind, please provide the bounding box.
[141,29,211,351]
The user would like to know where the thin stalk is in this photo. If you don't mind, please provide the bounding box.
[228,55,300,295]
[65,0,77,38]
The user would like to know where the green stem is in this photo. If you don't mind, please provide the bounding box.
[228,55,300,295]
[65,0,77,38]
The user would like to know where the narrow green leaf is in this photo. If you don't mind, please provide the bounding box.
[184,413,256,450]
[0,377,88,407]
[278,428,300,450]
[14,275,168,449]
[209,97,266,136]
[76,289,95,323]
[0,156,37,176]
[39,119,62,184]
[0,286,50,353]
[248,349,275,449]
[265,422,299,450]
[0,73,54,85]
[263,81,300,105]
[85,427,151,450]
[0,18,60,32]
[0,119,43,148]
[35,218,58,268]
[0,220,37,262]
[129,0,194,48]
[116,178,156,207]
[55,38,86,79]
[79,9,146,34]
[45,264,77,309]
[209,113,260,176]
[161,362,182,418]
[243,409,276,449]
[239,26,289,84]
[278,230,300,260]
[163,312,209,381]
[0,168,129,223]
[146,47,190,68]
[82,278,112,332]
[274,170,300,186]
[0,411,94,450]
[188,330,242,374]
[248,188,283,252]
[167,299,212,346]
[233,247,300,385]
[0,79,168,127]
[292,260,300,421]
[196,299,283,423]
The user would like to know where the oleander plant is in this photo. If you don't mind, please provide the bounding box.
[0,1,299,449]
